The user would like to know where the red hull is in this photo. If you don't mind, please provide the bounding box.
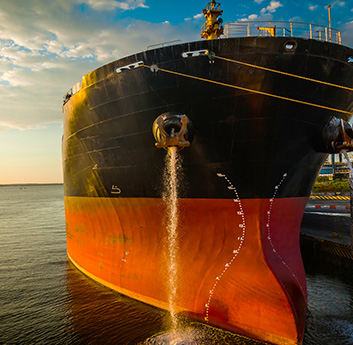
[65,194,307,344]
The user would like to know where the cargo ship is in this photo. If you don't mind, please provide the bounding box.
[62,1,353,344]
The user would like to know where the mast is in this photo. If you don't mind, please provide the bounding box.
[201,0,224,40]
[328,4,332,42]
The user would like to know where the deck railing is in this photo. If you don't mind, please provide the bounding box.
[147,40,182,50]
[224,21,341,44]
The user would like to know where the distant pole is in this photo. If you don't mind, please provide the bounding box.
[351,184,353,247]
[343,151,353,247]
[349,161,353,248]
[328,5,332,42]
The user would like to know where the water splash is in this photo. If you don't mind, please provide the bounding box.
[145,328,200,345]
[143,322,265,345]
[163,146,182,330]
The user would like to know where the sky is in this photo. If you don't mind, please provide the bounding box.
[0,0,352,184]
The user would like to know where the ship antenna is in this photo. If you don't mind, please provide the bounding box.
[201,0,224,40]
[328,4,332,42]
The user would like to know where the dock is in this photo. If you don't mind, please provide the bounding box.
[300,197,353,268]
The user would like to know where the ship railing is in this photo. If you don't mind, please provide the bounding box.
[224,21,342,45]
[63,80,82,104]
[147,40,182,50]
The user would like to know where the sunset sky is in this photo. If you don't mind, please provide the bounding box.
[0,0,352,184]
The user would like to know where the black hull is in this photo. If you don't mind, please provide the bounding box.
[63,37,353,200]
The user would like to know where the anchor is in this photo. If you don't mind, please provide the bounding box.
[336,118,353,151]
[319,116,353,247]
[319,117,353,153]
[152,112,193,150]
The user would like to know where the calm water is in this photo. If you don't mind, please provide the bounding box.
[0,184,353,345]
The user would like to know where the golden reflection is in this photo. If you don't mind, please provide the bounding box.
[64,261,268,344]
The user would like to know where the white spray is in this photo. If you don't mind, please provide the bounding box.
[163,146,181,330]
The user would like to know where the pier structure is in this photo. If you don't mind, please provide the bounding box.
[301,197,353,268]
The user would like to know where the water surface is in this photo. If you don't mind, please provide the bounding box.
[0,184,352,344]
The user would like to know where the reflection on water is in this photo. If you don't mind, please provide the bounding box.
[65,261,168,344]
[302,257,353,345]
[65,256,353,345]
[1,185,353,344]
[65,262,265,344]
[143,325,264,345]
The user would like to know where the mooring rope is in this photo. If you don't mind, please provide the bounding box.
[142,64,353,116]
[215,55,353,92]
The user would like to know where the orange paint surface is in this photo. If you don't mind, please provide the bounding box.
[65,196,307,345]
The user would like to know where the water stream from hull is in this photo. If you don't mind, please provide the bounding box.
[163,146,181,330]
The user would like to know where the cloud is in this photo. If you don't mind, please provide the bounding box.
[239,1,282,22]
[0,0,200,131]
[325,1,345,9]
[0,122,47,131]
[340,20,353,47]
[331,0,345,7]
[81,0,148,11]
[254,0,265,3]
[193,13,204,20]
[248,14,259,20]
[261,1,283,14]
[309,5,318,11]
[239,12,273,22]
[288,16,302,22]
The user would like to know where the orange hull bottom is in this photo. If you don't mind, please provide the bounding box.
[65,195,307,345]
